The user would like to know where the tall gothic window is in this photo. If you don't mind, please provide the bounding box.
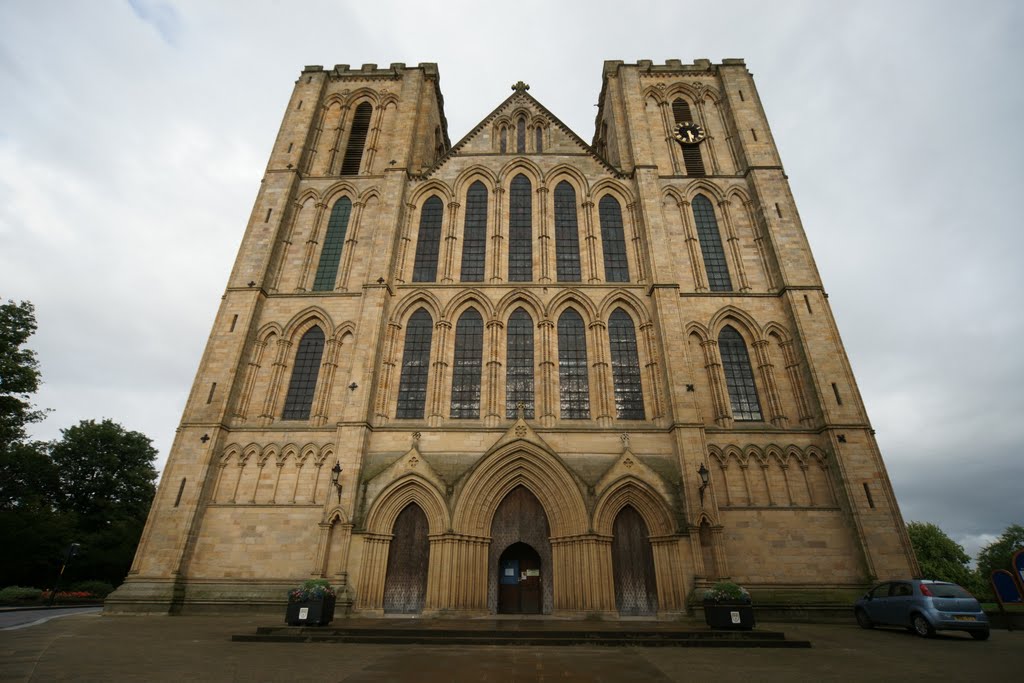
[508,174,532,281]
[412,196,443,282]
[450,309,483,419]
[554,181,582,282]
[718,325,762,421]
[506,308,535,418]
[671,97,705,176]
[609,309,645,420]
[558,309,590,419]
[340,102,371,175]
[396,309,433,419]
[692,194,732,291]
[460,181,487,282]
[500,127,507,154]
[516,118,526,153]
[535,127,543,153]
[312,197,352,291]
[599,195,630,282]
[281,326,325,420]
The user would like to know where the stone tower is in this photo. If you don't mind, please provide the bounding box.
[107,59,917,615]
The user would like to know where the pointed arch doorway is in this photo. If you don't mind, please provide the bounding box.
[382,503,430,614]
[612,505,658,616]
[488,486,552,614]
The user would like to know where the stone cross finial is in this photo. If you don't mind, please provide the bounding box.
[512,81,530,93]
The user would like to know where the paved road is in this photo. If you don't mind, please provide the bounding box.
[0,607,102,631]
[1,613,1022,681]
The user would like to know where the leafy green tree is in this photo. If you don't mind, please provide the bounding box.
[906,521,974,586]
[0,300,45,449]
[976,523,1024,586]
[48,419,158,584]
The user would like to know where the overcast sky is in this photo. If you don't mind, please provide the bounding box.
[1,0,1021,559]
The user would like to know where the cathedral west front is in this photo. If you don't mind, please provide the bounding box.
[107,58,918,616]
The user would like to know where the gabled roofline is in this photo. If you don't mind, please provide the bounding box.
[419,86,625,179]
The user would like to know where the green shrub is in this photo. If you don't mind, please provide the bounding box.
[0,586,43,602]
[70,581,115,598]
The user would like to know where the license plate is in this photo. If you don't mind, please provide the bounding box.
[954,616,976,621]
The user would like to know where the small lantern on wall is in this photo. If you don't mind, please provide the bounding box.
[697,463,710,507]
[330,462,343,502]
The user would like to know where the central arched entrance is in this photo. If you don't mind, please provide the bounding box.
[488,485,552,614]
[498,542,542,614]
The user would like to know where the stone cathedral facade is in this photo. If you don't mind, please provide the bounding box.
[107,58,918,616]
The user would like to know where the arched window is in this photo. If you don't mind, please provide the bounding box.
[609,309,644,419]
[312,197,352,291]
[500,127,508,154]
[554,181,582,282]
[412,196,443,282]
[396,309,433,419]
[508,175,532,281]
[718,325,762,421]
[516,118,526,153]
[340,102,371,175]
[460,181,487,282]
[671,97,705,176]
[557,309,589,419]
[450,309,483,418]
[692,194,732,291]
[281,326,325,420]
[599,195,630,282]
[535,126,543,153]
[506,308,534,418]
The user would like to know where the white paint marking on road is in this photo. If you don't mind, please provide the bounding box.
[1,608,102,630]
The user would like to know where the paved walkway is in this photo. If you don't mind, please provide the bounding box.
[1,612,1021,681]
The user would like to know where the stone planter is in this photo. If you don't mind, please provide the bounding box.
[703,601,755,630]
[285,594,336,626]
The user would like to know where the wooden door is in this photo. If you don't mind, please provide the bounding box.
[498,542,542,614]
[382,503,429,614]
[612,505,658,616]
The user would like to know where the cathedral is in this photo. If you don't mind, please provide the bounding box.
[107,58,918,616]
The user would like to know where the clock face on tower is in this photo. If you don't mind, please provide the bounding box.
[673,121,706,145]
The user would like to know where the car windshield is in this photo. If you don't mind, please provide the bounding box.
[923,583,972,598]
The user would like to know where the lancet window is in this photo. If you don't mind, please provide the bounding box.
[396,309,433,419]
[692,194,732,291]
[412,196,443,282]
[718,325,762,421]
[608,309,645,419]
[505,308,535,418]
[460,182,487,282]
[554,181,582,282]
[281,326,325,420]
[312,197,352,291]
[558,309,590,419]
[450,309,484,418]
[340,102,371,175]
[508,175,533,281]
[672,97,705,176]
[599,195,629,282]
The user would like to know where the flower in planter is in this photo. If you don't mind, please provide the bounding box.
[702,581,751,604]
[288,579,336,603]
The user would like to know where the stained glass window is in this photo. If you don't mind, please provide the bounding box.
[312,197,351,291]
[608,309,644,419]
[396,309,433,419]
[450,309,483,419]
[692,195,732,291]
[599,195,629,282]
[282,326,325,420]
[340,102,371,175]
[719,325,762,421]
[508,175,532,281]
[412,196,443,282]
[554,181,582,282]
[506,308,534,418]
[558,309,590,419]
[460,181,487,282]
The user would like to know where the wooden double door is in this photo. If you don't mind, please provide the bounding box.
[498,542,542,614]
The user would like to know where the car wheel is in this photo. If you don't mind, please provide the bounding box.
[911,613,935,638]
[970,629,990,641]
[855,609,874,629]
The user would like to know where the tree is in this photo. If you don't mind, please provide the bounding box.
[906,521,974,587]
[0,300,45,449]
[47,419,158,584]
[976,523,1024,585]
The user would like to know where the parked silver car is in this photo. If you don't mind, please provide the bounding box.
[854,580,990,640]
